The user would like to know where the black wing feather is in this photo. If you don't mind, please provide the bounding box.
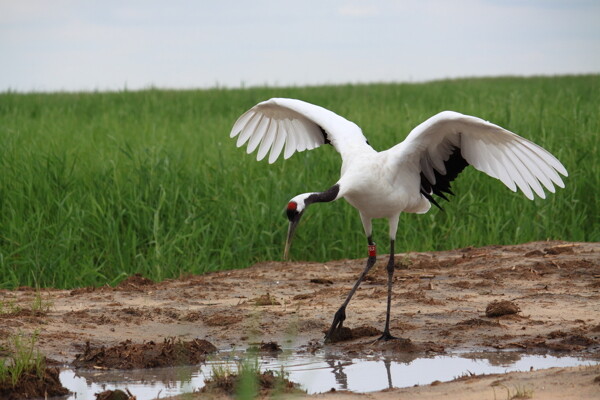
[420,147,469,210]
[318,126,332,145]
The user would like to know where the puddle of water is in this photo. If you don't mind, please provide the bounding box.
[58,351,599,399]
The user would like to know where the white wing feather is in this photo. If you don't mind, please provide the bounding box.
[389,111,568,200]
[230,98,370,163]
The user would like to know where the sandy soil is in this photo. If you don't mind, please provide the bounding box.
[306,365,600,400]
[1,240,599,398]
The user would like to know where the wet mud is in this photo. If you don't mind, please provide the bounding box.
[73,338,217,369]
[1,240,599,398]
[201,367,304,397]
[95,389,136,400]
[0,364,69,400]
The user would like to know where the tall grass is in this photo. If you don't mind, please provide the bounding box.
[1,76,598,289]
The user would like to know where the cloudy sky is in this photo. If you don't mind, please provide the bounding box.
[1,0,599,92]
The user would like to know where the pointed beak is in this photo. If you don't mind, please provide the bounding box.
[283,213,302,261]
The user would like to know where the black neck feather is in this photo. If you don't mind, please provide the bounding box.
[306,184,340,205]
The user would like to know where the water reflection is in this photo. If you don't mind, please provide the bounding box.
[384,357,393,389]
[74,364,196,386]
[460,350,524,366]
[59,351,599,399]
[326,358,349,389]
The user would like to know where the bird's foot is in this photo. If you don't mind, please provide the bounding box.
[324,306,348,343]
[325,326,353,343]
[376,330,398,342]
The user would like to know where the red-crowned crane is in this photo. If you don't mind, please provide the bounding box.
[230,98,568,342]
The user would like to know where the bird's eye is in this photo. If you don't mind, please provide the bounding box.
[286,208,297,221]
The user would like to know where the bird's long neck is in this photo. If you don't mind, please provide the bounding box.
[304,184,340,206]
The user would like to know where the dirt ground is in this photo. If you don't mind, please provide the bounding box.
[1,240,600,399]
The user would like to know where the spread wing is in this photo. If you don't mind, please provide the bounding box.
[388,111,568,205]
[230,98,371,163]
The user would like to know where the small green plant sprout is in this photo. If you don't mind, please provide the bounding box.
[0,299,21,316]
[203,356,303,399]
[236,357,261,400]
[0,331,46,387]
[0,290,52,316]
[31,290,53,314]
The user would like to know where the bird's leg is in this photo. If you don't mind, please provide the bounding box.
[379,239,397,341]
[325,236,377,343]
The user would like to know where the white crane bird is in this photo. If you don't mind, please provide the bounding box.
[230,98,568,342]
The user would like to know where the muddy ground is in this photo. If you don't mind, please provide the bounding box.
[1,240,599,399]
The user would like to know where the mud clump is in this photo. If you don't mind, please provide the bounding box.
[70,273,156,295]
[69,286,97,296]
[485,300,520,317]
[0,308,46,320]
[544,244,575,255]
[506,332,597,352]
[325,325,381,343]
[557,334,597,348]
[248,341,283,354]
[95,389,136,400]
[201,369,304,397]
[352,325,382,338]
[0,365,69,400]
[251,293,281,306]
[457,318,502,328]
[378,337,416,352]
[310,278,334,285]
[116,273,155,291]
[525,249,545,257]
[326,327,353,343]
[204,313,242,327]
[73,338,216,369]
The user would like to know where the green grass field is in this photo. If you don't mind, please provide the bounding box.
[1,75,598,289]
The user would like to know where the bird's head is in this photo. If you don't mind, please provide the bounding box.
[283,193,311,261]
